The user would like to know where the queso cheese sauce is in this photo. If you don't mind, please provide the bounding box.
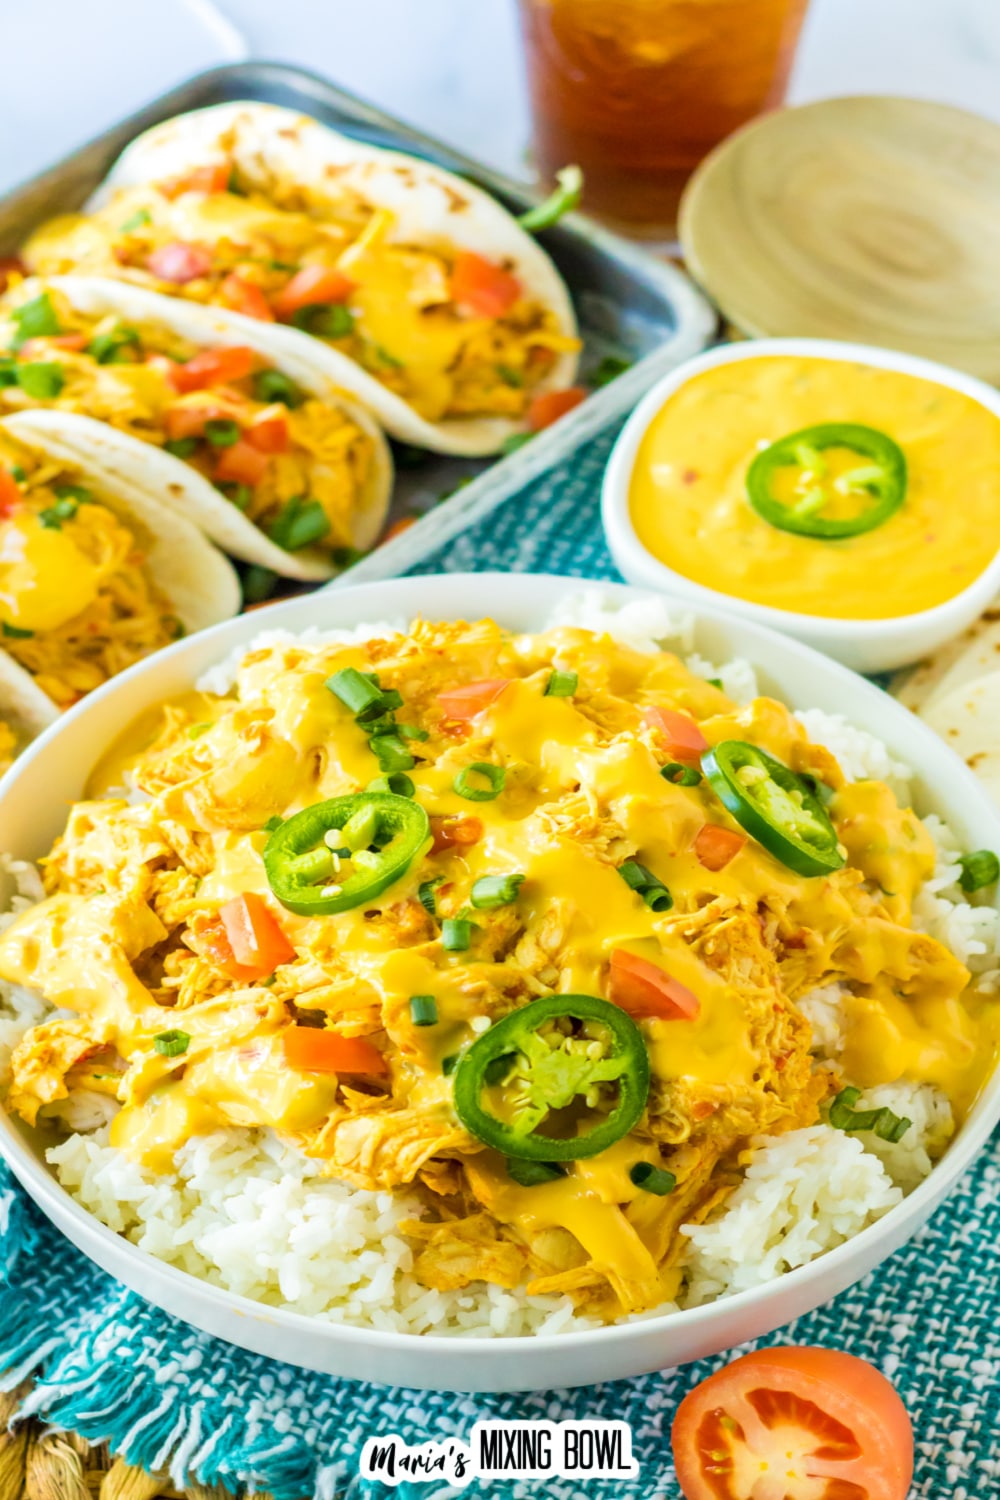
[628,356,1000,620]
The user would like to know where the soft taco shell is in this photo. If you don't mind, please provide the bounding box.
[2,277,394,580]
[0,408,241,730]
[893,607,1000,716]
[920,670,1000,810]
[84,101,580,456]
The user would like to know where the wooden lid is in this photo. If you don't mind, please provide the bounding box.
[679,96,1000,383]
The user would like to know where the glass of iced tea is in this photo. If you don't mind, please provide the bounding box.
[515,0,810,237]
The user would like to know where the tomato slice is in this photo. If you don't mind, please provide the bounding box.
[19,333,89,357]
[608,949,700,1021]
[220,272,275,322]
[527,386,586,431]
[437,679,511,720]
[644,706,709,761]
[218,892,295,980]
[245,411,289,453]
[146,242,214,284]
[169,345,257,394]
[159,163,231,200]
[694,823,747,871]
[272,266,355,321]
[450,251,522,318]
[0,468,21,516]
[283,1026,387,1076]
[429,816,484,855]
[214,437,271,487]
[672,1347,914,1500]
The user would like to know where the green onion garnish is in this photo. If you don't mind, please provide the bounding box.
[629,1162,676,1196]
[591,354,633,388]
[418,879,441,917]
[662,762,701,787]
[958,850,1000,893]
[517,164,583,233]
[88,325,141,364]
[154,1030,190,1058]
[267,496,331,551]
[38,495,80,529]
[398,724,429,741]
[16,362,64,399]
[165,437,198,459]
[204,418,241,448]
[326,667,384,714]
[120,208,152,233]
[2,621,33,638]
[470,874,525,910]
[241,565,277,605]
[0,361,16,388]
[442,917,476,952]
[356,688,404,722]
[369,733,416,774]
[507,1159,566,1187]
[409,994,438,1027]
[11,293,60,348]
[497,365,524,388]
[367,773,415,798]
[253,368,302,407]
[545,669,578,698]
[292,303,354,339]
[454,763,506,802]
[829,1086,911,1143]
[187,722,211,739]
[618,860,673,913]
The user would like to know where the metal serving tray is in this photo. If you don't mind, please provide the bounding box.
[0,61,715,592]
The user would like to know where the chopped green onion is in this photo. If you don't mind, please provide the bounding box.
[367,773,415,798]
[959,850,1000,893]
[545,669,578,698]
[326,666,384,714]
[591,354,633,388]
[356,688,404,722]
[0,361,16,388]
[470,874,525,909]
[331,545,366,569]
[187,722,212,739]
[120,208,152,233]
[454,763,506,802]
[370,733,416,774]
[10,465,25,481]
[54,485,91,504]
[629,1162,676,1196]
[517,164,583,233]
[829,1086,911,1143]
[165,437,198,459]
[500,432,532,456]
[204,418,241,448]
[154,1030,190,1058]
[372,343,404,369]
[398,724,430,741]
[241,565,277,605]
[442,917,476,952]
[88,324,141,364]
[39,495,80,528]
[2,621,33,638]
[11,293,60,348]
[358,710,397,738]
[497,365,524,388]
[707,677,723,690]
[418,879,441,917]
[507,1159,566,1187]
[662,762,701,787]
[409,994,438,1027]
[223,483,254,512]
[263,816,284,834]
[252,368,302,407]
[267,495,331,551]
[617,860,673,913]
[292,303,354,339]
[16,362,64,399]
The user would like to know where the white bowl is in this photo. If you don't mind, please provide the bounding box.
[2,572,999,1392]
[602,338,1000,674]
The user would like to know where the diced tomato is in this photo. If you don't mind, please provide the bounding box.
[163,403,228,441]
[450,251,522,318]
[643,707,708,762]
[693,823,746,871]
[608,949,700,1021]
[527,386,586,431]
[437,679,511,721]
[244,411,289,453]
[429,816,484,855]
[220,272,275,322]
[214,437,271,487]
[218,892,295,980]
[382,516,417,544]
[0,256,26,295]
[0,468,21,517]
[672,1346,913,1500]
[19,333,88,357]
[271,265,355,321]
[146,242,215,284]
[283,1026,387,1076]
[159,163,231,199]
[168,345,258,394]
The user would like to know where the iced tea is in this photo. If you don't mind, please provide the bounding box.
[516,0,810,236]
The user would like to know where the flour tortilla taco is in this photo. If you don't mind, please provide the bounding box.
[21,101,582,456]
[0,412,240,734]
[0,276,393,580]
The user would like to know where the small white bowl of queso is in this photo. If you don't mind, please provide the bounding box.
[602,338,1000,673]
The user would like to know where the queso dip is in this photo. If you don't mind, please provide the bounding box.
[628,355,1000,620]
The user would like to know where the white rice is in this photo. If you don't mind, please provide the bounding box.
[0,590,987,1333]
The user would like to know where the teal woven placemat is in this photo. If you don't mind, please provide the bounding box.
[2,423,998,1499]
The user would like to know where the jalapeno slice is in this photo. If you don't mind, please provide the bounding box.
[452,993,650,1161]
[700,740,845,877]
[264,792,429,915]
[746,422,907,539]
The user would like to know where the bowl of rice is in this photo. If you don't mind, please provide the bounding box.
[1,572,999,1393]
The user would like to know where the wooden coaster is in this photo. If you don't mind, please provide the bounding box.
[678,96,1000,383]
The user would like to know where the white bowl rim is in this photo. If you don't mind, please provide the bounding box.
[601,335,1000,642]
[2,570,999,1366]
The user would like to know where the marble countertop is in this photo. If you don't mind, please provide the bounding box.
[3,0,1000,198]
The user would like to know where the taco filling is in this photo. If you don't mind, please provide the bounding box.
[0,436,181,708]
[0,287,378,557]
[22,166,581,425]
